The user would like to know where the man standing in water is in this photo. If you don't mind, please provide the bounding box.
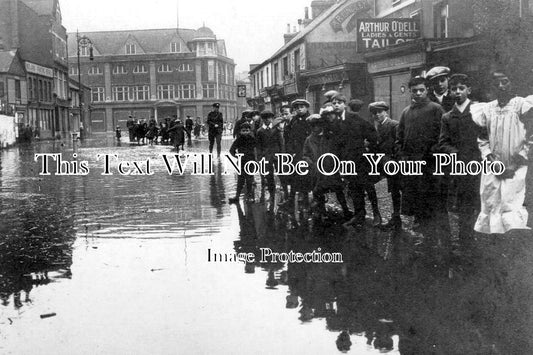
[207,103,224,157]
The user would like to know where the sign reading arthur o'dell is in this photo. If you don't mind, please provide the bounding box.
[357,18,420,52]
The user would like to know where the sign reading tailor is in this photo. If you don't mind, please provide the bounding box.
[357,18,420,52]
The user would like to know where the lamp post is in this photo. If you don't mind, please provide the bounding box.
[76,31,93,139]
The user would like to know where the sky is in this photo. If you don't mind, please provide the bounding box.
[61,0,312,73]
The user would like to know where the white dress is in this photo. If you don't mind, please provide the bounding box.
[471,96,533,234]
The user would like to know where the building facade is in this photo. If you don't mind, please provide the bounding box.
[67,26,237,133]
[250,0,532,118]
[0,0,71,139]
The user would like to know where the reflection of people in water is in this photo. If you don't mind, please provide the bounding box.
[336,331,352,352]
[208,162,226,217]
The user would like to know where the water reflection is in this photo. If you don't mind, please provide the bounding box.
[231,199,533,354]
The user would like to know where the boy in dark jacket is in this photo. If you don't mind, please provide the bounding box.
[439,74,481,245]
[229,122,257,204]
[256,110,283,209]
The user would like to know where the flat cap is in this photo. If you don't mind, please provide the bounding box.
[212,102,220,108]
[324,90,339,101]
[306,113,323,124]
[260,110,275,119]
[368,101,389,112]
[425,66,450,81]
[291,99,310,108]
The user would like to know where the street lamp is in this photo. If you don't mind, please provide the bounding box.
[76,31,93,139]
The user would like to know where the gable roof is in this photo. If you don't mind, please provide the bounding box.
[20,0,55,16]
[67,28,199,57]
[0,50,25,76]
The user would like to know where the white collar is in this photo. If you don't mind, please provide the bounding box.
[435,90,448,102]
[455,98,470,113]
[340,110,346,121]
[262,123,273,129]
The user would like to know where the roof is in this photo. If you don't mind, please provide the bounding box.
[194,26,216,39]
[20,0,55,16]
[0,50,19,73]
[67,28,199,56]
[251,0,348,73]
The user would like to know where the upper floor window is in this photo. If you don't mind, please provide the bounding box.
[203,83,216,98]
[178,84,195,99]
[158,64,172,72]
[88,66,102,75]
[126,44,136,55]
[178,63,193,72]
[70,67,79,75]
[112,86,128,101]
[157,84,175,100]
[80,46,89,57]
[170,42,181,53]
[133,85,150,101]
[92,87,105,102]
[434,2,449,38]
[133,64,147,74]
[113,65,127,74]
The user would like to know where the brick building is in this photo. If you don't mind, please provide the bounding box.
[249,0,532,118]
[67,26,237,133]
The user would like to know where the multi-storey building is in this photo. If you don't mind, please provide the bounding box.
[249,0,532,118]
[0,0,72,139]
[67,26,237,133]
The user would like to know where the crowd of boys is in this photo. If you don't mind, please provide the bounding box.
[227,66,532,246]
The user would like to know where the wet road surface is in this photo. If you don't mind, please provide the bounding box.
[1,135,532,354]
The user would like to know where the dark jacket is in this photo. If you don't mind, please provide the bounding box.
[396,98,444,161]
[207,111,224,135]
[376,117,399,157]
[331,111,377,180]
[256,125,283,161]
[439,102,481,162]
[429,91,455,113]
[285,112,311,159]
[229,134,256,162]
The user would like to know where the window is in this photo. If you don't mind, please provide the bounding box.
[112,86,128,101]
[157,84,175,100]
[207,60,215,81]
[113,65,127,74]
[178,84,195,99]
[170,42,181,53]
[133,85,149,100]
[38,79,43,101]
[273,63,279,84]
[126,44,136,54]
[70,67,79,75]
[203,84,216,98]
[88,66,102,75]
[92,87,105,102]
[47,82,52,101]
[133,64,147,73]
[282,57,289,76]
[178,63,193,72]
[15,79,21,100]
[206,42,215,55]
[158,64,171,72]
[80,46,89,56]
[199,43,206,56]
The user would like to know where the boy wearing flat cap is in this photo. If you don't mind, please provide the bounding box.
[256,110,283,209]
[370,101,402,230]
[284,99,313,207]
[207,103,224,157]
[426,66,454,112]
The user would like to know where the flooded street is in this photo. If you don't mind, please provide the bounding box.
[1,136,532,354]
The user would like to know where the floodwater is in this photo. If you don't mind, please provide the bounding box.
[1,135,532,354]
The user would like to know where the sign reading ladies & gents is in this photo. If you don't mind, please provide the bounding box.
[357,18,420,52]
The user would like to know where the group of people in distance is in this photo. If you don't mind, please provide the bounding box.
[121,115,202,151]
[228,65,532,249]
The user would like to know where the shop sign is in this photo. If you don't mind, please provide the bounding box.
[25,62,54,78]
[330,0,372,33]
[357,18,420,52]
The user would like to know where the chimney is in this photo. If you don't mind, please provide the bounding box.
[298,19,303,31]
[311,0,335,19]
[302,7,313,27]
[293,26,297,33]
[284,24,298,44]
[286,23,291,33]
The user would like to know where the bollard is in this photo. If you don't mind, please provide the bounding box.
[71,132,79,154]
